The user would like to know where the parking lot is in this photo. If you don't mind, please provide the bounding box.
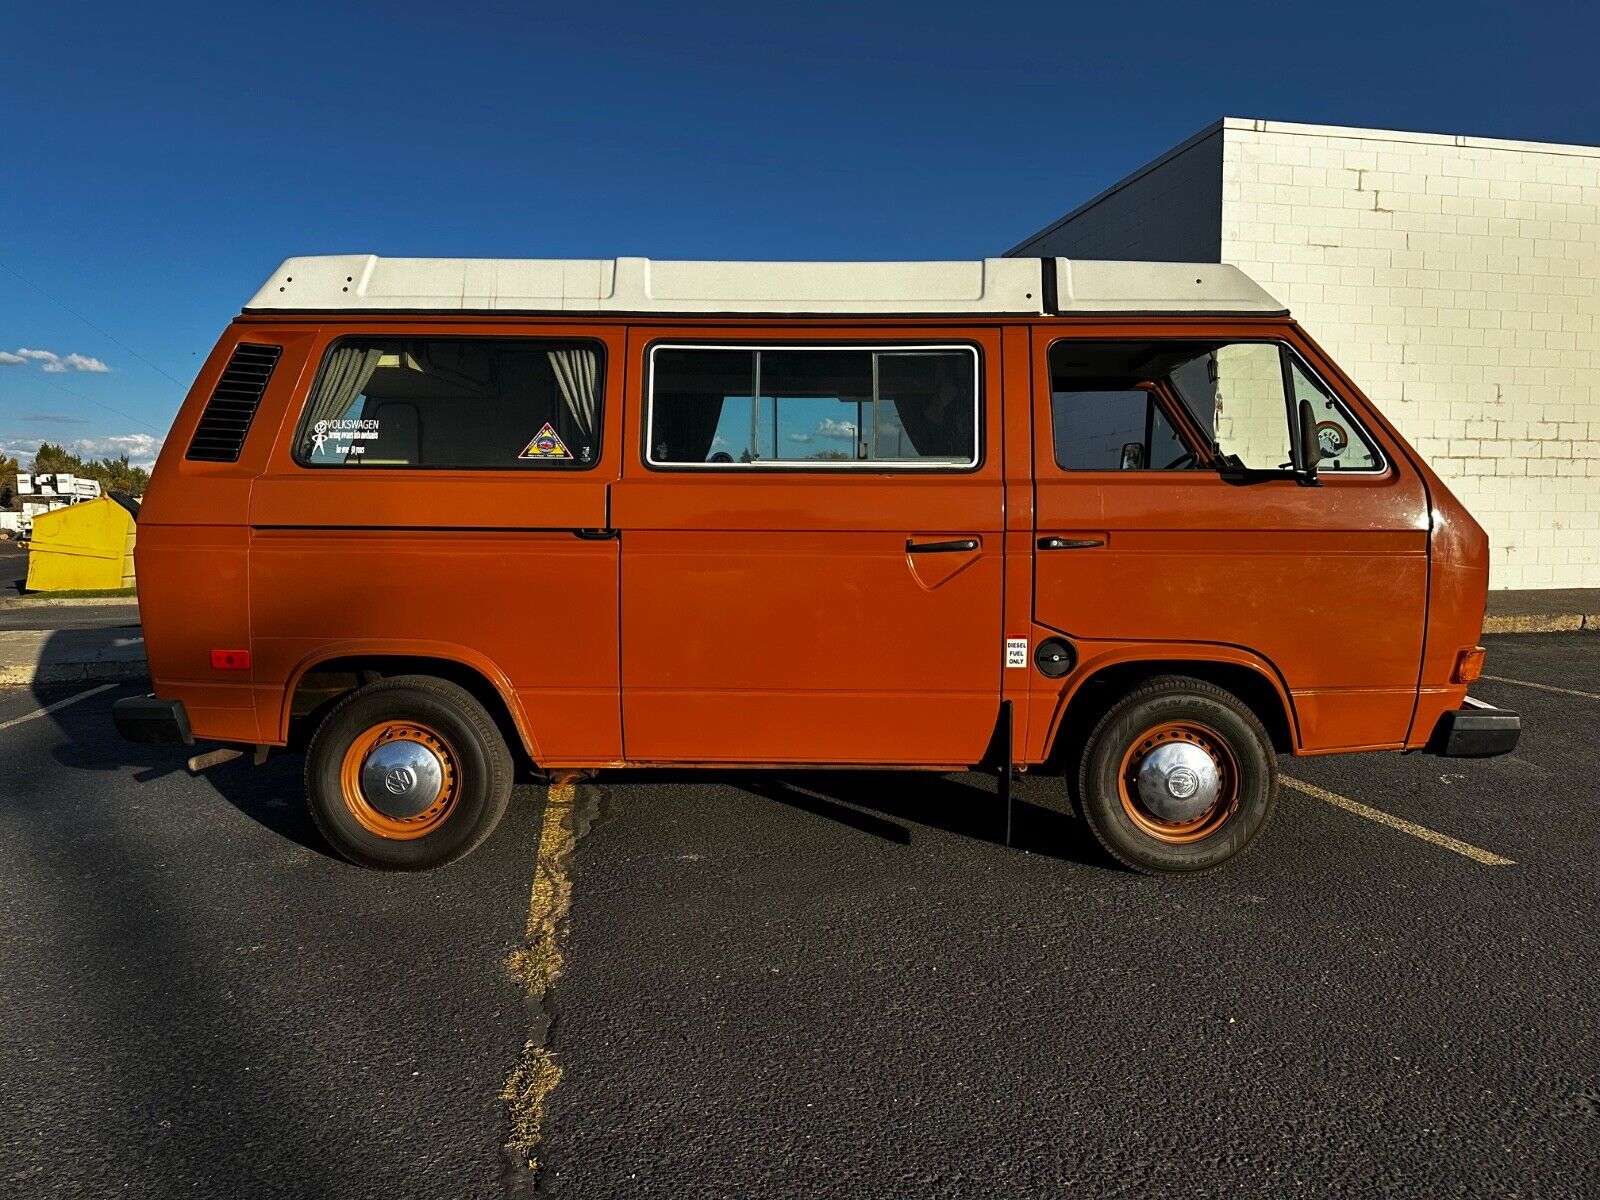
[2,634,1596,1198]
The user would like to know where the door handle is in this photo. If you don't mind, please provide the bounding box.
[906,538,979,554]
[1037,536,1105,550]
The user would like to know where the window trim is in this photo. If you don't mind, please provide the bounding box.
[1044,336,1389,479]
[643,341,983,472]
[1280,345,1388,477]
[289,334,608,472]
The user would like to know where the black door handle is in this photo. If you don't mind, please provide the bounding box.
[572,528,619,541]
[906,538,979,554]
[1037,536,1105,550]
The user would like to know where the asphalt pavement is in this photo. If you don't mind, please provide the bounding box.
[0,683,544,1199]
[0,603,141,632]
[0,635,1596,1198]
[0,539,26,592]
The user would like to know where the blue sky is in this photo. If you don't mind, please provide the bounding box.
[2,0,1595,467]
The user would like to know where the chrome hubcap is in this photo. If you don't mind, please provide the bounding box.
[360,738,446,819]
[1136,741,1221,823]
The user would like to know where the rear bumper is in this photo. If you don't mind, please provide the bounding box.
[1427,697,1520,758]
[112,695,194,746]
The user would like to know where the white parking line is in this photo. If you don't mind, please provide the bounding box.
[0,683,116,733]
[1480,674,1600,702]
[1281,777,1515,867]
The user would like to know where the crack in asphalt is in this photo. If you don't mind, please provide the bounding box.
[501,780,603,1191]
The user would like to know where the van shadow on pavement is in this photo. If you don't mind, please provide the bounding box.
[30,652,340,862]
[611,766,1115,868]
[61,732,338,861]
[755,770,1112,867]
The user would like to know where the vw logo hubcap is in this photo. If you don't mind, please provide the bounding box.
[384,765,418,796]
[360,737,446,819]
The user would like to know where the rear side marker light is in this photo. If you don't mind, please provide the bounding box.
[1454,646,1486,684]
[211,649,252,671]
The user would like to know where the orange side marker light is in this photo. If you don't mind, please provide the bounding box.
[1454,646,1486,684]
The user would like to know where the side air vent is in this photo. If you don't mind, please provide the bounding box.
[185,343,283,463]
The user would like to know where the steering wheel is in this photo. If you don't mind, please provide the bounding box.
[1163,450,1197,470]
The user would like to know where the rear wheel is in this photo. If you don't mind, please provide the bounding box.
[1077,676,1276,875]
[305,675,513,870]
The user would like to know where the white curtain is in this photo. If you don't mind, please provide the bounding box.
[302,345,383,455]
[548,347,598,439]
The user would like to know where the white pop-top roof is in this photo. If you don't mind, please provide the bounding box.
[244,255,1286,317]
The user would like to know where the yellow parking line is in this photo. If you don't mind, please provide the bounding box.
[502,781,578,1177]
[1282,777,1515,867]
[0,683,115,732]
[1481,674,1600,702]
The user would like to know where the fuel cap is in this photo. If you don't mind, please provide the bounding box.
[1034,637,1075,678]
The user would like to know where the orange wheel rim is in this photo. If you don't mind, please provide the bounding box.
[338,720,460,841]
[1115,719,1239,844]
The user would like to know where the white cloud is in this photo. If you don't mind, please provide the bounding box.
[66,434,164,468]
[817,417,857,440]
[9,348,112,372]
[0,437,162,471]
[785,431,813,444]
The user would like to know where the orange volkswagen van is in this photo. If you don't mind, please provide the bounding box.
[114,255,1518,874]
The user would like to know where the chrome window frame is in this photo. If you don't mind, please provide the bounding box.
[643,341,983,472]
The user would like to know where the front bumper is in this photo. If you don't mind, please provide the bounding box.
[112,695,194,746]
[1427,696,1520,757]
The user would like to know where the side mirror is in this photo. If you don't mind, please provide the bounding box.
[1296,397,1322,486]
[1120,442,1146,471]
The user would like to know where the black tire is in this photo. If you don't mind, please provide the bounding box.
[1077,675,1276,876]
[305,675,514,870]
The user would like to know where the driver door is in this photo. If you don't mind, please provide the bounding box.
[1032,325,1429,752]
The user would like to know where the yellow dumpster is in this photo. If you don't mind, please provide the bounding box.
[25,497,137,591]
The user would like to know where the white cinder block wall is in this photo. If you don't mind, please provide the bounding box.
[1009,118,1600,591]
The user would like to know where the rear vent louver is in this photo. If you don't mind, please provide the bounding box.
[185,343,283,463]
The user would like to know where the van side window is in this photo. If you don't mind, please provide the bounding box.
[293,338,603,469]
[1175,343,1291,470]
[1051,388,1191,470]
[648,345,978,467]
[1287,357,1382,470]
[1050,339,1383,474]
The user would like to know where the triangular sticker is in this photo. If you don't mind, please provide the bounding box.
[519,422,573,460]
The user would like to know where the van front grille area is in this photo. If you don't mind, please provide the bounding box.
[185,343,283,463]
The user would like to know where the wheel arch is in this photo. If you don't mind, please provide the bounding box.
[277,642,538,763]
[1042,646,1299,769]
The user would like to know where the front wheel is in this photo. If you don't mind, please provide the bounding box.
[305,675,514,870]
[1077,676,1277,875]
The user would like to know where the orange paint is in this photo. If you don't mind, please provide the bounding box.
[134,311,1492,770]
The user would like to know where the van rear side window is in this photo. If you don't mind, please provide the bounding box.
[293,338,604,469]
[646,345,979,468]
